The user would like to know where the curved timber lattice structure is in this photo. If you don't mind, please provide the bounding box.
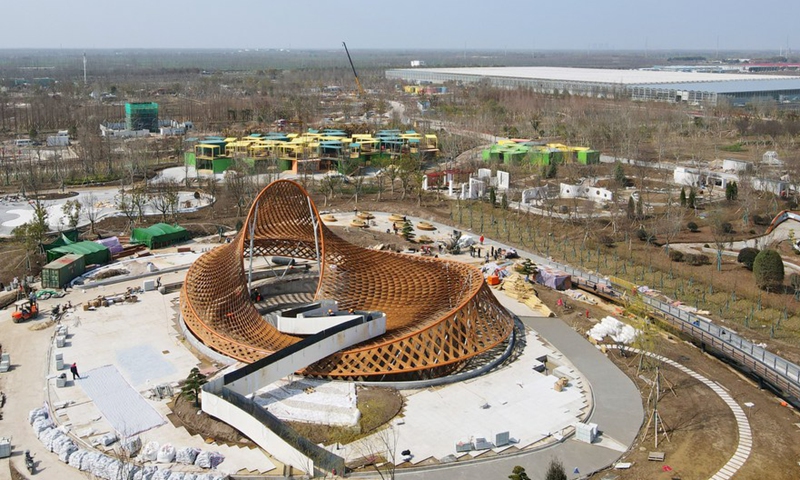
[180,179,514,380]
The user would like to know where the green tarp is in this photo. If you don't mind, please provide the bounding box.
[44,231,80,251]
[130,223,189,249]
[46,241,110,265]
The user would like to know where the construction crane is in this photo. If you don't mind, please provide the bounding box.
[342,42,366,97]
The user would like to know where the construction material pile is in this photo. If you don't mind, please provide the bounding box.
[29,406,226,480]
[587,316,639,344]
[500,272,554,317]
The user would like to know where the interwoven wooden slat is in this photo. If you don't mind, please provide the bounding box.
[180,179,514,379]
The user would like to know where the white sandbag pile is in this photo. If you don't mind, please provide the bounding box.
[176,447,200,465]
[156,443,176,463]
[194,450,225,469]
[142,441,160,462]
[587,316,639,344]
[29,406,227,480]
[122,436,142,456]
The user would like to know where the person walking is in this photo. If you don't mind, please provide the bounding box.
[70,362,81,380]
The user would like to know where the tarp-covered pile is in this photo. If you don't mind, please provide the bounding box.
[535,266,572,290]
[95,236,124,255]
[131,223,188,249]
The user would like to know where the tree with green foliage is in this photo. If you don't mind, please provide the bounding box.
[509,465,531,480]
[180,367,208,408]
[753,249,785,291]
[737,247,760,270]
[636,196,644,219]
[13,199,49,257]
[614,162,626,186]
[545,459,567,480]
[680,187,687,207]
[542,162,557,179]
[501,193,508,210]
[687,221,698,232]
[687,188,696,209]
[61,199,83,230]
[725,181,739,201]
[488,186,497,207]
[400,220,415,242]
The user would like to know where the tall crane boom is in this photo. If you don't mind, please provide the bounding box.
[342,42,366,96]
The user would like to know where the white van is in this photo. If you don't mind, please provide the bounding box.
[14,139,33,147]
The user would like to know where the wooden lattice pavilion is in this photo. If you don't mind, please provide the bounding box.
[180,180,514,380]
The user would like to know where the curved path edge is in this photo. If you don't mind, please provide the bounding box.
[606,345,752,480]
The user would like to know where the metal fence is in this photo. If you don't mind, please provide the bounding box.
[522,248,800,406]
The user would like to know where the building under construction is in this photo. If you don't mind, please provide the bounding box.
[125,102,159,132]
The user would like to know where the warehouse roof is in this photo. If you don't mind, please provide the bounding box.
[388,66,800,86]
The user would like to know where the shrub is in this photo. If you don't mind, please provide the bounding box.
[684,253,711,266]
[791,273,800,292]
[636,228,648,241]
[721,222,734,234]
[669,250,684,262]
[687,221,699,232]
[753,214,771,226]
[753,249,785,291]
[737,247,760,270]
[597,235,615,247]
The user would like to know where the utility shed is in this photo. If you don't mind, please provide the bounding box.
[41,254,86,289]
[46,241,110,266]
[131,223,189,249]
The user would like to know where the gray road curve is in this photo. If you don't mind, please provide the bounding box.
[393,316,643,480]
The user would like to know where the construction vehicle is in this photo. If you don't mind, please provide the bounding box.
[342,42,366,97]
[12,299,38,323]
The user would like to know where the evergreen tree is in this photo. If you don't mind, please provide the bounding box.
[753,249,785,292]
[636,197,644,219]
[488,187,497,207]
[725,181,738,201]
[627,196,635,219]
[544,459,567,480]
[400,220,416,242]
[688,188,696,209]
[680,187,687,207]
[181,367,208,408]
[509,465,531,480]
[614,162,626,186]
[501,193,509,210]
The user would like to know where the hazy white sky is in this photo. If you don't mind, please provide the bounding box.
[2,0,797,51]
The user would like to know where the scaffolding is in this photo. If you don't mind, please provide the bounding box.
[125,102,159,132]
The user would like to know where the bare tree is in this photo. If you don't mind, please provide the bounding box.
[83,192,100,234]
[151,179,180,223]
[226,168,256,217]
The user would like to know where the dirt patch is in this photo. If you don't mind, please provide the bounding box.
[532,290,800,480]
[168,386,402,448]
[9,462,26,480]
[167,395,254,447]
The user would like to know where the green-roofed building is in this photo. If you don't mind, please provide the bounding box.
[46,241,110,266]
[131,223,189,249]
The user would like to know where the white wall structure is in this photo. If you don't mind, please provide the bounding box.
[497,171,510,190]
[674,166,702,187]
[466,178,486,199]
[521,186,550,205]
[753,177,789,196]
[559,183,614,203]
[723,159,753,172]
[477,168,492,180]
[422,175,429,190]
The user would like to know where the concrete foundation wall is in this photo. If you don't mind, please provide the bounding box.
[202,389,316,474]
[225,317,386,396]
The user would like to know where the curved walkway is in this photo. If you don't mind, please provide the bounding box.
[606,346,752,480]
